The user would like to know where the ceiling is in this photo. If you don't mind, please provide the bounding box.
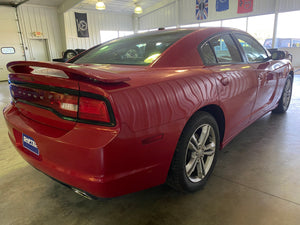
[0,0,163,14]
[0,0,63,7]
[78,0,162,14]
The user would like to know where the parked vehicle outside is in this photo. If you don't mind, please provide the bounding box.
[263,38,300,49]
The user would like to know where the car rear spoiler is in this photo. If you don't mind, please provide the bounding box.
[7,61,131,84]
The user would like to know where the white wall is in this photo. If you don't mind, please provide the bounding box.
[139,2,176,30]
[64,10,133,49]
[0,6,25,80]
[278,0,300,13]
[17,5,63,60]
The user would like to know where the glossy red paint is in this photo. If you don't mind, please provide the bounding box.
[3,28,293,198]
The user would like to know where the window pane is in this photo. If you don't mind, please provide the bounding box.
[73,30,193,66]
[247,14,274,46]
[138,30,148,33]
[277,11,300,39]
[200,21,221,27]
[180,23,199,28]
[222,18,247,31]
[100,31,118,43]
[200,42,217,65]
[165,26,177,29]
[209,34,242,63]
[235,33,268,62]
[1,47,15,54]
[119,31,134,37]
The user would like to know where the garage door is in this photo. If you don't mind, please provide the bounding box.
[0,6,25,81]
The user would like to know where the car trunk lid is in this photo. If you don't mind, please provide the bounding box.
[7,61,122,130]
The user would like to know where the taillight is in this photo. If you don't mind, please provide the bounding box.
[11,85,78,118]
[78,97,110,123]
[55,93,78,118]
[11,84,114,126]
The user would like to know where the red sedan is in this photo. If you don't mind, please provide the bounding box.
[3,28,293,199]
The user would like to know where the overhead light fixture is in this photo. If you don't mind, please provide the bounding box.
[96,1,106,10]
[134,5,143,14]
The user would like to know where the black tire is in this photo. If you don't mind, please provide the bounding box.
[63,49,78,59]
[75,49,86,54]
[167,111,220,192]
[272,75,293,113]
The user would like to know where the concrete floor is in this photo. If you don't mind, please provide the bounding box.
[1,76,300,225]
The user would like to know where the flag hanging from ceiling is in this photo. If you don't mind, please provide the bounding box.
[196,0,208,20]
[216,0,229,12]
[75,12,89,38]
[237,0,253,14]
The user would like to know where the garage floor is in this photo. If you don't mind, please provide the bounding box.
[1,76,300,225]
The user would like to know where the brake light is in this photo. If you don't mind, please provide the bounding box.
[78,97,111,123]
[11,85,78,118]
[10,84,114,125]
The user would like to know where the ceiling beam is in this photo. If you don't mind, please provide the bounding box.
[58,0,84,13]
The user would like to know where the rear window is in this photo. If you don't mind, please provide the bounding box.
[72,30,193,66]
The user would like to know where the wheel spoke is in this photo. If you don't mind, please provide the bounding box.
[191,134,199,147]
[198,125,210,147]
[186,156,198,177]
[203,142,216,156]
[188,139,198,152]
[197,158,206,179]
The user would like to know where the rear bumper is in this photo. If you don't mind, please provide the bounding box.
[3,104,119,197]
[3,104,177,198]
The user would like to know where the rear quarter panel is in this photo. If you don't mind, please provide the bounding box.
[103,68,220,187]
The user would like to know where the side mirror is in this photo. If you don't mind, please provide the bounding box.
[270,50,292,61]
[271,50,286,60]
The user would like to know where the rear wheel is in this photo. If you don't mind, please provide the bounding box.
[167,112,220,192]
[272,75,293,113]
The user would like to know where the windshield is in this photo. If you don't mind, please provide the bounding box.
[72,30,193,66]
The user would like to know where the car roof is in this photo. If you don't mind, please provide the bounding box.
[135,27,243,37]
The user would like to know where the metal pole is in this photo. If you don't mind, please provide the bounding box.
[272,0,279,49]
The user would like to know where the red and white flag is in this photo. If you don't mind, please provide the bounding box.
[237,0,253,14]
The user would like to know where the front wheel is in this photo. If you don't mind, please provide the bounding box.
[272,75,293,113]
[167,111,220,192]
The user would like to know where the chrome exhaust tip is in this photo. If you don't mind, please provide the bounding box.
[71,187,95,200]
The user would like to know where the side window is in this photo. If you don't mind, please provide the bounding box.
[200,42,217,65]
[235,33,269,62]
[200,34,242,65]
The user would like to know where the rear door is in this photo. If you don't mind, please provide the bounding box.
[200,33,258,142]
[233,33,279,119]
